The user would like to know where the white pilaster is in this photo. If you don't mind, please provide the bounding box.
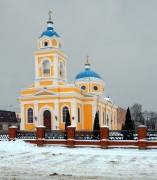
[34,102,38,127]
[71,99,77,127]
[54,100,59,130]
[35,56,39,79]
[20,103,25,130]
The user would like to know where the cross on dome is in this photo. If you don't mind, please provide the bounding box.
[48,11,52,21]
[85,55,90,69]
[86,55,90,64]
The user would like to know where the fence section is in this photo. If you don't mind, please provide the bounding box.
[45,130,67,139]
[147,130,157,141]
[109,130,138,141]
[0,130,9,140]
[5,126,157,148]
[16,130,36,139]
[75,130,100,140]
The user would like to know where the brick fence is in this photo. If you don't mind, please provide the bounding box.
[7,125,157,149]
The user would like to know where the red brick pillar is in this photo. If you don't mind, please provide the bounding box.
[36,126,45,147]
[9,126,18,141]
[67,126,76,148]
[138,125,147,149]
[100,126,109,148]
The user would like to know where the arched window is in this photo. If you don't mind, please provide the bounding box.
[59,61,64,77]
[44,41,48,46]
[43,60,50,74]
[62,106,69,123]
[27,108,33,123]
[78,107,80,123]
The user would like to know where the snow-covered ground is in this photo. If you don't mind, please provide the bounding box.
[0,140,157,180]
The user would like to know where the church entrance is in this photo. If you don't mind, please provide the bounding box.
[43,110,51,130]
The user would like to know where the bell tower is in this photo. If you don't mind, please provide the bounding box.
[34,11,67,88]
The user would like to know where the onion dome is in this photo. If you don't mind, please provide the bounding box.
[75,57,102,80]
[41,11,60,38]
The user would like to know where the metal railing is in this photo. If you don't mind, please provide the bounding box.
[0,130,9,139]
[75,130,100,140]
[109,130,138,141]
[45,130,67,139]
[16,130,36,139]
[147,130,157,141]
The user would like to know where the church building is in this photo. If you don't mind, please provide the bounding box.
[18,13,118,131]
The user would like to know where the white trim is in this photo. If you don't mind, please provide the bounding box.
[26,106,34,125]
[34,89,56,96]
[61,104,70,123]
[38,105,54,129]
[20,103,24,130]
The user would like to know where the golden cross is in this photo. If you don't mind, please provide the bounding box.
[48,11,52,21]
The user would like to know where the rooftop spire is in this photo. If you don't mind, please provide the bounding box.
[85,55,90,70]
[47,11,53,30]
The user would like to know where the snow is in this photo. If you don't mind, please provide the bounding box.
[0,140,157,180]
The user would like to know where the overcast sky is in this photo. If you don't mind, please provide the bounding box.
[0,0,157,112]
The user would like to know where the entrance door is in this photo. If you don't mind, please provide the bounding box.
[43,110,51,130]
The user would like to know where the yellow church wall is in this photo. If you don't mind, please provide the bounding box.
[91,84,101,93]
[50,66,54,76]
[21,89,39,95]
[52,39,57,46]
[77,83,90,92]
[40,81,53,86]
[59,102,71,130]
[24,104,35,130]
[34,51,66,59]
[38,103,54,112]
[19,97,94,104]
[37,56,54,64]
[59,82,65,86]
[39,67,42,77]
[28,84,35,88]
[84,104,92,130]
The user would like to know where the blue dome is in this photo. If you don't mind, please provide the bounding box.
[41,21,60,38]
[75,69,102,80]
[41,28,60,38]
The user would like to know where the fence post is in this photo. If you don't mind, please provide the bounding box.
[138,125,147,149]
[8,126,18,141]
[100,126,109,148]
[67,126,76,148]
[36,126,46,147]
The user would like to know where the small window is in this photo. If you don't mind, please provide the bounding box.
[59,61,64,77]
[81,86,86,90]
[62,106,69,123]
[0,113,4,118]
[27,108,33,123]
[93,86,98,91]
[43,60,50,74]
[8,113,13,118]
[44,41,48,46]
[78,107,80,123]
[107,114,109,126]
